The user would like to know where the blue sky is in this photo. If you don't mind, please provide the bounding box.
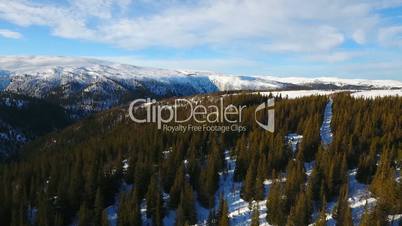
[0,0,402,80]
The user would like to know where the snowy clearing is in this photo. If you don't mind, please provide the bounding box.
[320,98,333,146]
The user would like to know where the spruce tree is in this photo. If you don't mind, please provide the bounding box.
[217,199,229,226]
[286,189,310,226]
[242,162,256,201]
[78,203,91,226]
[266,179,286,226]
[333,183,352,226]
[315,198,327,226]
[169,164,185,209]
[94,188,104,226]
[101,209,110,226]
[250,204,260,226]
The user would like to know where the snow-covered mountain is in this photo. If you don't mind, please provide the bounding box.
[1,56,401,114]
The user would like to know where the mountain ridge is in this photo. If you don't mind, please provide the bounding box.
[0,56,401,116]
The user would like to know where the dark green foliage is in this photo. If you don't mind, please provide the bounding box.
[146,174,164,225]
[78,202,92,226]
[266,178,286,226]
[333,183,353,226]
[117,189,142,226]
[0,93,400,226]
[101,209,110,226]
[217,197,229,226]
[251,205,260,226]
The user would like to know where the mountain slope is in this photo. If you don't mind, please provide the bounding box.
[1,56,401,116]
[0,93,71,159]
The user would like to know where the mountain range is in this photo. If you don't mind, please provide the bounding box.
[1,56,401,158]
[1,56,401,115]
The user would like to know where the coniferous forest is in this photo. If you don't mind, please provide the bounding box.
[0,92,400,226]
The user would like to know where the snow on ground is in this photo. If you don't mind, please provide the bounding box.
[323,169,376,226]
[351,89,402,98]
[195,151,272,226]
[285,133,303,154]
[347,170,376,225]
[104,93,398,226]
[259,90,343,99]
[320,98,333,146]
[261,76,402,89]
[315,99,381,225]
[27,206,38,225]
[105,182,133,226]
[258,89,402,99]
[389,214,402,226]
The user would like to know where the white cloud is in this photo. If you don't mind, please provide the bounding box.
[378,26,402,47]
[0,29,22,39]
[352,29,367,44]
[305,51,364,63]
[0,0,401,61]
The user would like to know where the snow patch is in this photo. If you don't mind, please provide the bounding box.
[320,98,333,146]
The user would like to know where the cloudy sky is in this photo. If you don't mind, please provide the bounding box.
[0,0,402,80]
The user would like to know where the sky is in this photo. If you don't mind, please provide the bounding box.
[0,0,402,80]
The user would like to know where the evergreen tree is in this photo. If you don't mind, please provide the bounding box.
[266,178,286,226]
[284,159,305,210]
[78,203,92,226]
[169,164,185,208]
[315,199,327,226]
[242,162,256,201]
[146,174,164,226]
[370,149,399,214]
[94,188,104,226]
[101,209,110,226]
[286,188,310,226]
[217,198,229,226]
[179,182,197,224]
[333,183,353,226]
[250,204,260,226]
[175,204,185,226]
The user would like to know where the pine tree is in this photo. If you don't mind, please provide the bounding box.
[255,156,267,200]
[101,209,110,226]
[169,164,185,208]
[284,159,305,210]
[266,179,286,226]
[286,188,310,226]
[78,203,91,226]
[198,153,219,208]
[36,196,50,226]
[94,188,104,226]
[175,204,185,226]
[131,189,142,226]
[117,194,129,226]
[242,162,256,201]
[315,199,327,226]
[179,181,197,224]
[146,174,164,226]
[217,198,229,226]
[333,183,352,226]
[250,204,260,226]
[370,148,399,214]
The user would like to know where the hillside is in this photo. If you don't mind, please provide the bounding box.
[0,92,400,226]
[1,56,401,117]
